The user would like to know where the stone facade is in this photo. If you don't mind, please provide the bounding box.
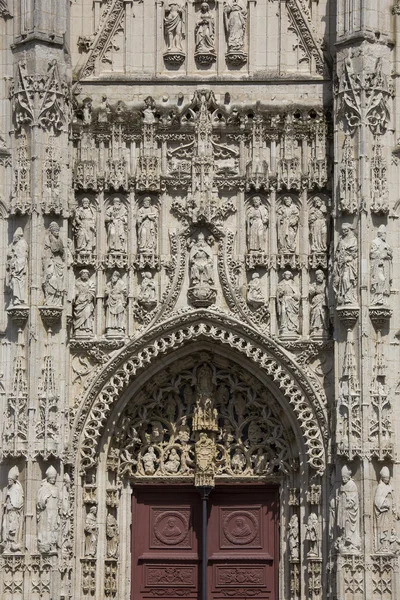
[0,1,399,600]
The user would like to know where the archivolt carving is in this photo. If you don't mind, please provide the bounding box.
[72,312,327,475]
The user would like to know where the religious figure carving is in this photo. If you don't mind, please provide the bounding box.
[105,271,127,336]
[276,271,300,336]
[142,446,158,475]
[164,2,185,55]
[247,272,267,309]
[370,225,392,305]
[42,222,65,306]
[309,270,328,336]
[333,224,358,305]
[223,0,247,56]
[306,512,320,557]
[60,473,72,557]
[137,197,158,266]
[252,448,268,474]
[73,270,95,336]
[164,448,181,473]
[6,228,28,306]
[195,432,216,487]
[231,448,246,473]
[337,465,360,553]
[193,364,218,432]
[195,2,216,61]
[36,466,60,554]
[246,196,268,253]
[73,197,96,254]
[188,233,216,307]
[84,506,98,556]
[137,271,157,309]
[374,467,398,553]
[288,514,299,561]
[105,198,128,253]
[106,513,119,558]
[309,196,328,252]
[1,466,24,553]
[98,95,110,123]
[277,197,300,253]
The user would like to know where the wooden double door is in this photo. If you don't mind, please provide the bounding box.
[132,486,279,600]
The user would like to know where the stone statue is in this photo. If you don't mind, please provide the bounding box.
[223,0,247,53]
[137,272,157,308]
[164,448,181,473]
[1,466,24,553]
[193,364,218,432]
[73,197,96,253]
[370,225,392,305]
[105,198,128,253]
[98,94,110,123]
[105,271,127,336]
[6,227,28,306]
[61,473,72,557]
[84,506,98,556]
[106,513,119,558]
[337,465,360,553]
[164,2,185,53]
[277,196,300,253]
[333,223,358,305]
[276,271,300,335]
[42,222,65,306]
[195,2,215,56]
[309,270,328,335]
[309,196,328,252]
[247,273,266,309]
[288,514,299,561]
[142,446,157,475]
[246,196,268,252]
[306,512,319,557]
[195,432,216,487]
[374,467,397,553]
[188,233,216,306]
[137,197,158,255]
[36,466,60,554]
[231,448,246,473]
[252,448,268,474]
[73,269,95,336]
[143,96,156,124]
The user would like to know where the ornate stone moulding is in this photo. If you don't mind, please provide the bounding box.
[194,51,216,64]
[336,306,359,329]
[163,51,185,65]
[225,51,247,65]
[39,306,63,327]
[369,306,392,329]
[7,305,29,327]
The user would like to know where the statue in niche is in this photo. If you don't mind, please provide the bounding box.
[42,222,65,306]
[60,473,72,557]
[195,433,216,487]
[309,196,328,253]
[231,448,246,473]
[142,446,158,475]
[288,514,299,561]
[277,197,300,253]
[143,96,156,125]
[188,233,216,306]
[98,95,110,123]
[137,197,158,257]
[246,196,268,253]
[193,364,218,432]
[137,272,157,308]
[306,512,320,557]
[84,506,98,556]
[276,271,300,335]
[195,3,216,57]
[164,448,181,473]
[6,227,28,306]
[106,513,119,559]
[337,465,360,553]
[370,225,393,306]
[164,2,185,53]
[73,270,95,336]
[309,270,328,336]
[333,223,358,305]
[73,197,96,254]
[105,198,128,254]
[252,448,268,475]
[223,0,247,53]
[105,271,127,336]
[36,466,60,554]
[1,466,24,553]
[247,272,267,309]
[374,467,398,553]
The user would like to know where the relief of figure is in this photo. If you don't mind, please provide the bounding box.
[188,233,216,306]
[143,96,156,125]
[276,271,300,335]
[247,272,266,309]
[1,466,24,553]
[105,198,128,253]
[73,197,96,254]
[98,94,110,123]
[42,222,65,306]
[333,223,358,305]
[374,467,397,553]
[195,432,216,487]
[164,448,181,473]
[246,196,268,253]
[61,473,72,557]
[137,272,157,308]
[142,446,157,475]
[137,197,158,255]
[231,448,246,473]
[37,466,60,554]
[84,506,98,556]
[195,2,216,57]
[306,512,320,557]
[252,448,268,475]
[6,227,28,306]
[337,465,360,553]
[288,514,299,561]
[106,513,119,558]
[105,271,127,336]
[309,196,328,252]
[277,196,300,253]
[370,225,393,305]
[73,270,95,336]
[309,270,328,336]
[224,0,247,53]
[164,1,185,53]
